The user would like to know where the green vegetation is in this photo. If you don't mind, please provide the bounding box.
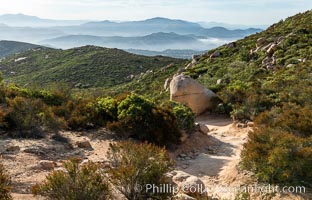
[1,10,312,192]
[107,141,174,200]
[6,97,66,138]
[0,40,41,58]
[182,10,312,186]
[33,142,173,200]
[162,101,195,131]
[108,94,181,146]
[0,45,185,90]
[185,10,312,121]
[241,104,312,185]
[0,163,12,200]
[32,159,110,200]
[0,81,183,146]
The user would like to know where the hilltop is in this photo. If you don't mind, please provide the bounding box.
[0,40,42,58]
[0,45,185,89]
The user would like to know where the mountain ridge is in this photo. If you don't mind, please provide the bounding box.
[0,40,43,58]
[0,45,185,89]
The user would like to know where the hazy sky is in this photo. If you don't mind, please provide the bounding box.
[0,0,311,24]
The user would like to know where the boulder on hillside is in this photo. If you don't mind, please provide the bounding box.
[170,75,218,115]
[209,50,221,59]
[256,37,266,47]
[267,44,277,57]
[164,78,172,91]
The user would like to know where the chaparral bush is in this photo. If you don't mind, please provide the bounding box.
[32,159,110,200]
[107,141,174,200]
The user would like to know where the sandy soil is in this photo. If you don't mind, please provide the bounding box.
[1,114,311,199]
[0,129,115,199]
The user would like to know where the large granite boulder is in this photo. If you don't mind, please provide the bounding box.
[170,75,218,115]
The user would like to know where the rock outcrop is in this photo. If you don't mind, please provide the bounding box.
[170,75,218,115]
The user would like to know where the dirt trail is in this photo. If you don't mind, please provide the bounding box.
[172,114,251,199]
[1,115,309,200]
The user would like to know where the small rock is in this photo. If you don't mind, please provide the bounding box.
[24,147,45,155]
[216,79,222,85]
[172,171,191,182]
[267,44,277,57]
[236,123,247,128]
[210,50,221,59]
[80,159,90,165]
[181,176,206,196]
[76,140,92,149]
[181,164,189,169]
[247,122,254,127]
[39,160,57,170]
[226,42,236,48]
[286,64,294,68]
[179,154,187,158]
[174,194,196,200]
[195,123,209,134]
[6,146,20,152]
[256,37,266,48]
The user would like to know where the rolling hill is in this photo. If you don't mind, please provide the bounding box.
[0,40,42,58]
[0,45,185,89]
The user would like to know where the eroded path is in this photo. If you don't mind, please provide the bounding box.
[171,114,251,199]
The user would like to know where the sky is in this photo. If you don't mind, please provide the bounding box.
[0,0,311,25]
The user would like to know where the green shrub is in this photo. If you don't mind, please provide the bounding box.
[66,97,117,130]
[162,101,195,131]
[241,128,312,185]
[5,97,66,138]
[31,89,68,106]
[107,141,174,200]
[108,94,181,146]
[255,104,312,137]
[0,164,12,200]
[67,100,97,130]
[241,102,312,185]
[32,159,110,200]
[94,96,118,122]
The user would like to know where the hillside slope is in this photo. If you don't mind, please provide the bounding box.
[0,40,42,58]
[183,10,312,119]
[0,45,185,88]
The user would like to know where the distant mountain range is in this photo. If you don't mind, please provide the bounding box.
[198,21,268,30]
[40,32,212,51]
[0,14,262,54]
[0,40,205,59]
[0,13,88,27]
[53,17,262,38]
[125,49,206,59]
